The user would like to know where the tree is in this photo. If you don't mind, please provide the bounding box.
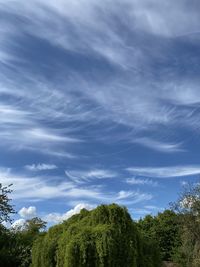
[24,217,47,235]
[0,223,21,267]
[14,217,47,267]
[138,210,181,261]
[0,183,48,267]
[0,183,20,266]
[172,183,200,267]
[0,183,15,223]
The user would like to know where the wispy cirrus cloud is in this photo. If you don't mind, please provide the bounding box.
[0,0,200,150]
[0,168,74,200]
[1,0,200,220]
[0,168,151,205]
[127,165,200,178]
[116,190,152,204]
[117,190,139,200]
[132,137,184,153]
[25,163,57,171]
[65,169,117,184]
[0,0,200,159]
[126,177,158,187]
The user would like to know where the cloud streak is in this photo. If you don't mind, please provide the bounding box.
[132,138,184,153]
[25,163,57,171]
[0,0,200,158]
[126,177,158,186]
[127,166,200,178]
[65,169,117,184]
[0,168,151,205]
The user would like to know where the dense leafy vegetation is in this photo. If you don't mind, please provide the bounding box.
[32,204,161,267]
[138,210,181,261]
[0,217,46,267]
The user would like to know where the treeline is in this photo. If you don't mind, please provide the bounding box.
[0,183,200,267]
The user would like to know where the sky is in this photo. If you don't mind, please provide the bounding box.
[1,0,200,226]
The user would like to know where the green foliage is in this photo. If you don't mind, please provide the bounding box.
[16,217,47,267]
[31,234,46,267]
[0,216,46,267]
[32,204,161,267]
[0,183,18,266]
[0,224,21,267]
[138,210,181,261]
[24,217,47,235]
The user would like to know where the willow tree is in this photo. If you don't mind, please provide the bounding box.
[32,204,161,267]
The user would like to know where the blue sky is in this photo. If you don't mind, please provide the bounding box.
[1,0,200,225]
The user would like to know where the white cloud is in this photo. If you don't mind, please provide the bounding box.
[0,71,82,157]
[0,169,75,200]
[0,168,151,205]
[1,0,200,171]
[126,177,158,186]
[44,203,94,224]
[0,162,155,211]
[1,0,200,223]
[133,137,183,153]
[164,83,200,106]
[127,166,200,178]
[116,190,152,203]
[26,128,80,143]
[18,206,37,218]
[117,190,134,200]
[130,0,200,38]
[65,169,116,184]
[0,0,200,154]
[25,163,57,171]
